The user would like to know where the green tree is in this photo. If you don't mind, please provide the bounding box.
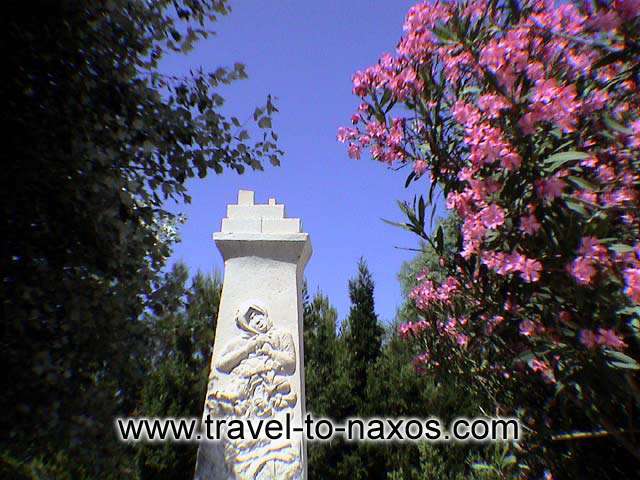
[136,263,222,480]
[304,287,339,416]
[303,286,354,479]
[331,260,385,479]
[2,1,280,477]
[343,258,384,413]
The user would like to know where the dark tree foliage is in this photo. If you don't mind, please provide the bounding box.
[343,258,384,410]
[1,1,280,477]
[304,287,341,415]
[136,263,222,480]
[302,286,354,479]
[304,261,385,479]
[301,231,508,479]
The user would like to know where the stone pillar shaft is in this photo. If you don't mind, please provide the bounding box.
[194,191,310,480]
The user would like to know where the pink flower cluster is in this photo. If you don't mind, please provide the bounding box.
[481,250,543,283]
[567,237,610,286]
[579,328,628,350]
[529,358,556,384]
[440,316,470,348]
[535,171,566,203]
[352,54,423,101]
[409,275,460,310]
[452,100,522,171]
[412,352,434,373]
[519,319,545,337]
[624,268,640,304]
[398,319,430,339]
[521,80,581,134]
[519,212,541,236]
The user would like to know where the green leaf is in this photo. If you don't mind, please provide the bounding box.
[603,113,633,134]
[459,85,481,97]
[605,350,640,370]
[610,243,633,253]
[471,463,496,472]
[618,306,640,316]
[405,171,416,188]
[567,176,598,191]
[269,155,280,167]
[381,218,412,231]
[564,198,589,217]
[630,318,640,341]
[432,24,457,43]
[435,225,444,255]
[258,117,272,129]
[543,151,590,173]
[514,350,534,364]
[591,50,626,70]
[238,130,249,141]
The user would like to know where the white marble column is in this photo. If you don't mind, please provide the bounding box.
[194,190,311,480]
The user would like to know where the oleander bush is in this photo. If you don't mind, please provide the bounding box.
[341,1,640,477]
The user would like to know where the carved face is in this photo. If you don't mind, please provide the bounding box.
[235,301,272,335]
[248,309,269,334]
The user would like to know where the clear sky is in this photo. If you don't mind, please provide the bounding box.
[162,0,441,324]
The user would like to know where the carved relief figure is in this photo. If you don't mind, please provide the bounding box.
[205,301,302,479]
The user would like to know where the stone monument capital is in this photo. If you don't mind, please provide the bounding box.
[213,190,311,266]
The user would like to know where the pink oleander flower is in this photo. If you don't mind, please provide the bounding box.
[589,11,623,31]
[486,315,504,335]
[623,268,640,304]
[528,79,581,133]
[529,358,556,384]
[416,269,429,281]
[399,322,414,339]
[574,189,597,204]
[597,164,616,183]
[347,143,361,160]
[358,134,371,147]
[337,126,357,143]
[614,0,640,20]
[520,257,542,283]
[629,119,640,148]
[519,319,536,337]
[578,236,608,263]
[579,329,598,349]
[596,328,627,350]
[477,94,510,118]
[412,352,431,373]
[580,155,599,169]
[415,320,430,335]
[414,159,428,175]
[479,204,505,229]
[559,311,572,323]
[366,120,386,139]
[455,333,470,348]
[536,175,566,202]
[411,277,460,310]
[569,256,597,285]
[519,214,541,235]
[444,317,457,336]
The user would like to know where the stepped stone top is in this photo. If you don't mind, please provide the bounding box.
[217,190,302,235]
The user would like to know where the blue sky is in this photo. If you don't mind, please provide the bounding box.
[162,0,441,324]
